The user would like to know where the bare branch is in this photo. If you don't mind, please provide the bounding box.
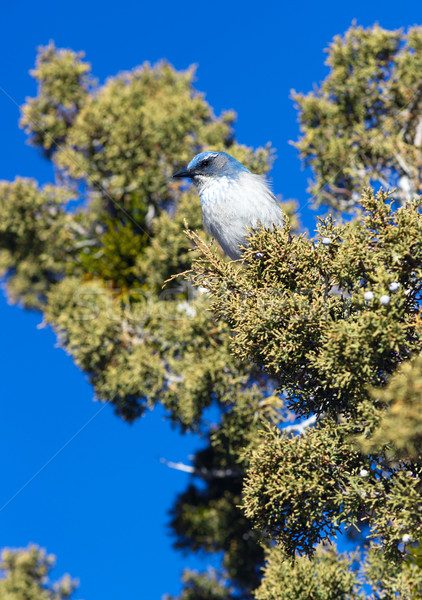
[160,458,195,474]
[160,457,241,479]
[414,116,422,147]
[282,414,317,435]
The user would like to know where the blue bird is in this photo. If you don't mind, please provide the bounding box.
[173,151,284,260]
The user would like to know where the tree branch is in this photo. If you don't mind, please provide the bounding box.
[282,414,317,435]
[160,458,241,479]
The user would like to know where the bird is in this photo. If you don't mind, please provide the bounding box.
[173,151,284,260]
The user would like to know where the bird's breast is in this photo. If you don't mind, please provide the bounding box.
[198,176,235,207]
[195,171,284,260]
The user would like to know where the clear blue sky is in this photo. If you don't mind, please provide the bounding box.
[0,1,421,598]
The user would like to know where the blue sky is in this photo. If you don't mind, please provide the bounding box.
[0,1,421,598]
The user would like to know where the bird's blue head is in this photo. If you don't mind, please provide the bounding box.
[173,151,250,181]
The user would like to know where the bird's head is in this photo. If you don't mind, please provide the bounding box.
[173,151,249,183]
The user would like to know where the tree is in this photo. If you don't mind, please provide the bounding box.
[185,188,422,596]
[1,24,422,599]
[1,42,285,599]
[0,545,77,600]
[293,24,422,211]
[182,23,422,598]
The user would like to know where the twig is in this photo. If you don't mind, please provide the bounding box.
[160,458,240,479]
[282,414,317,435]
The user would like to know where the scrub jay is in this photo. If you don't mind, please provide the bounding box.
[173,151,284,260]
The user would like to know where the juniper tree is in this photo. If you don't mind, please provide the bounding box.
[184,187,422,599]
[179,23,422,599]
[0,545,77,600]
[1,24,422,600]
[293,24,422,211]
[0,43,285,598]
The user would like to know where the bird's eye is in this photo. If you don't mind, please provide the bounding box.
[201,158,211,167]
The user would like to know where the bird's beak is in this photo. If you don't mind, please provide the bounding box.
[173,167,191,179]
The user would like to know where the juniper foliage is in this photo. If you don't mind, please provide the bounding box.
[185,189,422,567]
[293,24,422,211]
[0,42,284,599]
[0,545,77,600]
[1,25,422,600]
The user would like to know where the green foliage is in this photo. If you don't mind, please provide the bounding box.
[0,179,76,308]
[164,569,232,600]
[52,60,237,226]
[170,389,283,593]
[255,544,359,600]
[21,42,92,157]
[77,218,148,290]
[185,189,422,578]
[364,544,422,599]
[3,28,422,600]
[243,419,422,559]
[2,43,276,433]
[44,275,270,426]
[138,190,204,290]
[293,24,422,211]
[185,190,422,418]
[0,545,77,600]
[362,354,422,461]
[256,542,422,600]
